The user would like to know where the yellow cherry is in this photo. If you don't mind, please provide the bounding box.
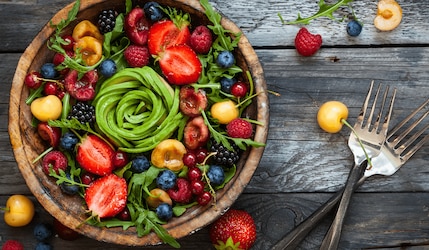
[30,95,62,122]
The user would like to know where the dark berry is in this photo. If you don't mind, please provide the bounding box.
[183,152,197,168]
[216,51,235,68]
[98,9,117,34]
[220,77,236,94]
[60,172,80,195]
[156,203,173,221]
[131,155,150,173]
[143,2,164,22]
[99,59,117,77]
[207,165,225,186]
[190,179,205,195]
[33,223,53,241]
[347,20,363,37]
[35,242,53,250]
[197,191,212,206]
[210,140,240,167]
[67,102,96,125]
[187,167,202,181]
[60,132,79,151]
[116,207,131,221]
[156,170,177,190]
[40,63,58,79]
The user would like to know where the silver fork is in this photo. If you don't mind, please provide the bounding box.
[319,83,396,249]
[271,98,429,250]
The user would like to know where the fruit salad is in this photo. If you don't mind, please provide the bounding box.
[23,0,265,247]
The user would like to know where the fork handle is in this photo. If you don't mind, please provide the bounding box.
[271,163,368,250]
[319,161,368,250]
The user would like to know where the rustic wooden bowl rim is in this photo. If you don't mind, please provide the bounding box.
[8,0,269,246]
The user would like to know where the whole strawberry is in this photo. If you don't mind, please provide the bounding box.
[124,45,150,68]
[209,209,256,250]
[294,27,322,56]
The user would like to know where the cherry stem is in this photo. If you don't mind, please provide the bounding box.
[341,118,373,168]
[0,207,10,212]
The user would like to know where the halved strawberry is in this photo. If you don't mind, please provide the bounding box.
[148,19,191,56]
[64,69,98,101]
[76,134,115,176]
[158,45,202,85]
[84,174,127,219]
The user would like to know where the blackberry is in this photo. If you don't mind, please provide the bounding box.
[98,9,116,34]
[67,102,95,125]
[209,140,240,167]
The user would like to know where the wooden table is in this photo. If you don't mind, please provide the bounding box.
[1,0,429,249]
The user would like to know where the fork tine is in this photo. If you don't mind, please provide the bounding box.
[356,81,375,128]
[380,87,397,134]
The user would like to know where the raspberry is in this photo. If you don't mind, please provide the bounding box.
[124,45,150,67]
[226,118,253,139]
[294,27,322,56]
[1,240,24,250]
[190,25,213,54]
[167,178,192,204]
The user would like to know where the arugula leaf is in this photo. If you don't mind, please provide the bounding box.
[279,0,355,25]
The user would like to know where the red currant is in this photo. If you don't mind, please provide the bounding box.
[116,207,131,221]
[231,81,248,98]
[61,35,75,51]
[195,148,208,164]
[190,179,205,195]
[43,82,59,96]
[112,151,129,169]
[187,167,202,181]
[53,53,65,66]
[197,191,212,206]
[81,172,96,185]
[24,71,43,89]
[183,152,197,168]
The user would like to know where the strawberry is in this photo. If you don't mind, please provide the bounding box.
[190,25,213,54]
[209,209,257,250]
[294,27,322,56]
[148,18,191,56]
[84,174,127,218]
[158,44,202,85]
[76,134,115,176]
[64,69,98,101]
[1,240,24,250]
[124,7,151,46]
[124,44,150,67]
[226,118,253,139]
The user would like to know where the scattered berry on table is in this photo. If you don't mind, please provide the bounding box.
[143,1,164,22]
[60,172,80,195]
[33,223,53,241]
[226,118,253,139]
[157,169,177,190]
[231,81,249,98]
[35,242,52,250]
[156,203,173,221]
[216,50,235,68]
[190,25,213,54]
[167,177,193,203]
[220,77,236,94]
[67,102,96,125]
[42,150,68,175]
[294,27,322,56]
[124,44,150,68]
[196,191,212,206]
[207,165,225,186]
[99,59,117,77]
[98,9,117,34]
[60,132,79,151]
[131,155,150,173]
[40,63,58,79]
[347,20,363,37]
[53,218,81,241]
[1,239,24,250]
[210,140,240,167]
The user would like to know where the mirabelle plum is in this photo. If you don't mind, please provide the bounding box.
[74,36,103,66]
[210,100,239,124]
[30,95,62,122]
[151,139,187,171]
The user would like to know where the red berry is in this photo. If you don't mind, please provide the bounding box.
[226,118,253,139]
[112,151,129,169]
[124,7,150,46]
[64,69,98,101]
[294,27,322,56]
[24,71,43,89]
[53,53,65,66]
[81,172,96,185]
[167,178,192,204]
[231,81,248,98]
[61,35,75,51]
[190,179,205,195]
[1,240,24,250]
[42,150,68,175]
[116,207,131,221]
[187,167,202,181]
[195,148,208,164]
[190,25,213,54]
[37,122,61,148]
[124,44,150,68]
[183,116,210,150]
[183,152,197,168]
[43,82,59,95]
[179,86,208,117]
[197,191,212,206]
[53,218,81,241]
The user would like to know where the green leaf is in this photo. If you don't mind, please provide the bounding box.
[280,0,355,25]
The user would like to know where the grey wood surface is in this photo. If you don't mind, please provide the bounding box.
[1,0,429,249]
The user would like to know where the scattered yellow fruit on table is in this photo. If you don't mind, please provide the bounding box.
[374,0,403,31]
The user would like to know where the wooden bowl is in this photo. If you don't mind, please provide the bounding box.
[8,0,268,246]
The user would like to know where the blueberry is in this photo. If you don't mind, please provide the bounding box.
[99,59,117,77]
[143,2,164,22]
[156,203,173,221]
[156,170,177,190]
[33,223,53,241]
[60,172,80,195]
[207,165,225,185]
[220,77,236,93]
[35,242,53,250]
[131,155,150,173]
[347,20,363,37]
[40,63,58,79]
[60,132,79,151]
[216,51,235,68]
